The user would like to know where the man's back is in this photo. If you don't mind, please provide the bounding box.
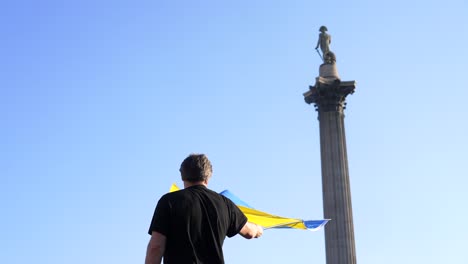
[148,185,247,264]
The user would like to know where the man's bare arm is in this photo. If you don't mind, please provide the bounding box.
[145,231,166,264]
[239,222,263,239]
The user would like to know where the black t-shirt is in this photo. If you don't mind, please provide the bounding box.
[148,185,248,264]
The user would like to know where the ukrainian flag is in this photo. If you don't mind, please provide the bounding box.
[170,184,328,231]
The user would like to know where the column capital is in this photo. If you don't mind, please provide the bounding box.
[303,78,356,113]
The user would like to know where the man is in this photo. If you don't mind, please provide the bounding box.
[145,154,263,264]
[315,25,331,62]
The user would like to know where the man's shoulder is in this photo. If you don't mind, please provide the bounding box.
[202,187,230,201]
[159,189,184,202]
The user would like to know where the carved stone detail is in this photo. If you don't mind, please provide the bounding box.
[303,79,356,114]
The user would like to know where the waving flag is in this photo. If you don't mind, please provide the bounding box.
[170,184,328,231]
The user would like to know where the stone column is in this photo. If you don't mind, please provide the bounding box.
[303,64,357,264]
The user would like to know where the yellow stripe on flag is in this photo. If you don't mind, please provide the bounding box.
[169,183,180,192]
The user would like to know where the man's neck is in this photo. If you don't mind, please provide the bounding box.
[183,180,208,189]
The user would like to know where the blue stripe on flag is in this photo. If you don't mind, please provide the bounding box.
[219,190,253,208]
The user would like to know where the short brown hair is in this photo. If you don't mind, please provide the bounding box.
[180,154,213,182]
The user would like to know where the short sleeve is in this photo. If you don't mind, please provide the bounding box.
[148,195,171,236]
[226,199,248,238]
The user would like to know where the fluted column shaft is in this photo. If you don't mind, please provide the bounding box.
[319,110,356,264]
[304,80,356,264]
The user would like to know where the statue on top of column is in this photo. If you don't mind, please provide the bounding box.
[315,26,336,64]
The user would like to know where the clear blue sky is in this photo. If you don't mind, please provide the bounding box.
[2,0,468,263]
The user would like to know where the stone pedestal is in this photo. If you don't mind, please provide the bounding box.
[303,75,356,264]
[319,63,340,79]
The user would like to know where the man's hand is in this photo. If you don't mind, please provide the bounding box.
[239,222,263,239]
[255,224,263,238]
